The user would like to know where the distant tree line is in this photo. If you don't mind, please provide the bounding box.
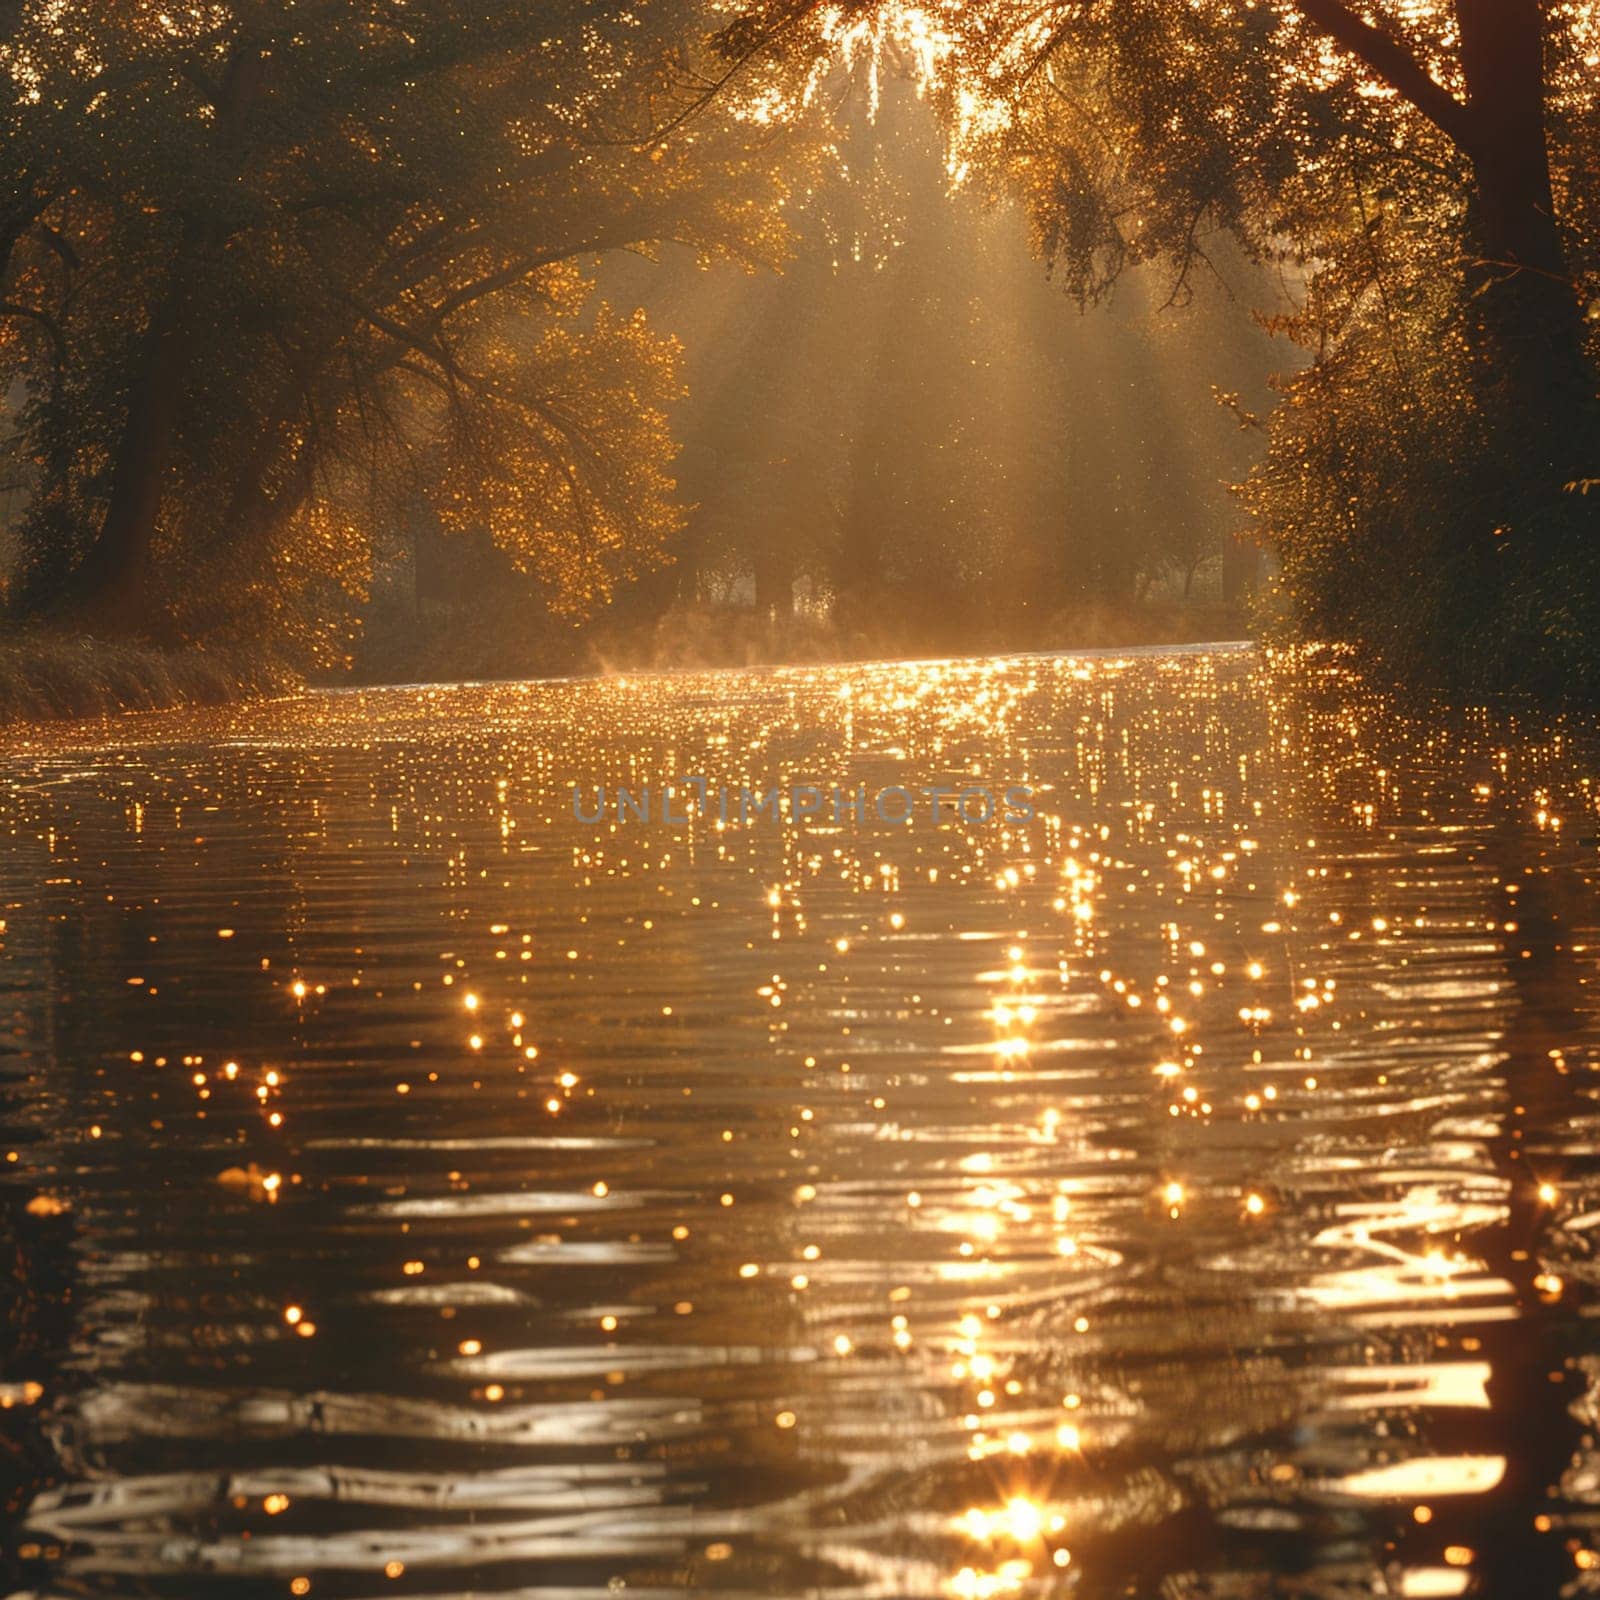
[655,87,1274,651]
[721,0,1600,696]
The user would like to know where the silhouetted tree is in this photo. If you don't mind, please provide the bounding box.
[0,2,788,660]
[718,0,1600,691]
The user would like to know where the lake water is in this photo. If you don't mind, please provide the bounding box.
[4,646,1600,1599]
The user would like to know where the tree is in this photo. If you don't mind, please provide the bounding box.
[628,72,1277,654]
[0,1,790,659]
[713,0,1600,690]
[723,1,1593,373]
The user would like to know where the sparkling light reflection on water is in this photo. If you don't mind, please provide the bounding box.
[4,646,1600,1599]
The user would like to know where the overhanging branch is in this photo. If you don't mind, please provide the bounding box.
[1291,0,1477,155]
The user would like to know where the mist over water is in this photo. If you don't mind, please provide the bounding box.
[4,646,1600,1598]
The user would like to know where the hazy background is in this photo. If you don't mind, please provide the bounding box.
[352,87,1290,682]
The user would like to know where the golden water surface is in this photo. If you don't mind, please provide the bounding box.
[3,646,1600,1599]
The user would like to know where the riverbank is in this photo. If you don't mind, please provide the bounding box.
[2,599,1256,725]
[0,630,292,725]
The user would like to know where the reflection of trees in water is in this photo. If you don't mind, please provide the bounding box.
[1242,688,1600,1594]
[1413,824,1594,1595]
[981,674,1600,1594]
[0,856,75,1589]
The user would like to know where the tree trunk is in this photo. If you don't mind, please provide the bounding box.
[754,541,793,626]
[1221,536,1260,605]
[69,303,188,629]
[1457,0,1563,279]
[70,41,272,630]
[1455,0,1594,426]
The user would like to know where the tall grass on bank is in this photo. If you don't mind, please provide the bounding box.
[0,630,292,725]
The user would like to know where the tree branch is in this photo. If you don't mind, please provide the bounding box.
[1290,0,1478,155]
[0,300,68,369]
